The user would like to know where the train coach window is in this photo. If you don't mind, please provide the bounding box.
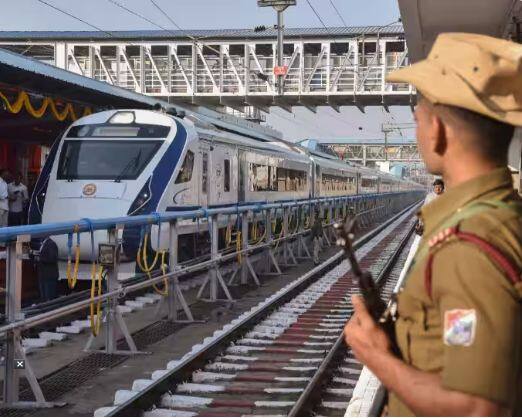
[361,177,378,188]
[224,159,230,192]
[175,150,194,184]
[249,164,307,192]
[277,168,307,192]
[249,163,269,191]
[322,174,356,192]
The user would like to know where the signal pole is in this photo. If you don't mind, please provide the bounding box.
[257,0,296,96]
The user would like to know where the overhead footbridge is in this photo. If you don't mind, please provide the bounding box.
[0,26,413,113]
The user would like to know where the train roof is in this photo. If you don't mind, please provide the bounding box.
[185,114,311,163]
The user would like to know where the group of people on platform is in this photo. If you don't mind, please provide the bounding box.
[0,168,29,227]
[0,169,58,303]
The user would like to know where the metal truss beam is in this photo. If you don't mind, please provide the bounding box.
[1,34,414,108]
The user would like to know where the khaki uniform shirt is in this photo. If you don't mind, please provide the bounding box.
[389,168,522,416]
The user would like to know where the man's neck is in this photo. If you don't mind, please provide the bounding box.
[442,159,503,189]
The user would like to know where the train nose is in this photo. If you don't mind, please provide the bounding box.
[41,182,132,259]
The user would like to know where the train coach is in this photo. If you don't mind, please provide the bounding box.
[28,109,420,270]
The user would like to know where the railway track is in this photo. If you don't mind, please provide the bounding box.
[12,208,389,354]
[98,203,419,417]
[291,220,415,417]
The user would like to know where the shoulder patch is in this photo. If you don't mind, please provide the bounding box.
[443,309,476,347]
[428,227,457,248]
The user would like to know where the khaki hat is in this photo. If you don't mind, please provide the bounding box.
[387,33,522,126]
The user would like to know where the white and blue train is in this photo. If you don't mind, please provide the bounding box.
[29,109,420,268]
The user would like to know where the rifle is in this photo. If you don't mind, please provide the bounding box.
[334,216,399,354]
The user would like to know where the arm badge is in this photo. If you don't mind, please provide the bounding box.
[443,309,476,346]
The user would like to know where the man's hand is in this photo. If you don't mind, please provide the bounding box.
[344,296,504,416]
[344,295,392,368]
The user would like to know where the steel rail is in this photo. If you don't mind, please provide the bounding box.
[288,211,418,416]
[107,202,421,417]
[3,201,401,331]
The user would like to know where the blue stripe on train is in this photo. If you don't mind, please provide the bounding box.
[28,136,61,226]
[122,121,188,258]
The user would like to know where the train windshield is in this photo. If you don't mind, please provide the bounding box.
[57,140,163,181]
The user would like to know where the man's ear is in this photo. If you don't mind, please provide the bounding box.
[431,113,448,156]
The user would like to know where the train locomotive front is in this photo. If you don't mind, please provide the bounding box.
[28,109,198,264]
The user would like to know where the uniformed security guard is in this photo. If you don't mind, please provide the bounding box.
[344,33,522,416]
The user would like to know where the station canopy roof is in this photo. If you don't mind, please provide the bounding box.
[0,47,162,109]
[0,47,282,143]
[0,47,168,143]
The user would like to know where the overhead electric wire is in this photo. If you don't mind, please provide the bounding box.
[108,0,273,100]
[329,0,348,27]
[107,0,173,33]
[35,0,143,49]
[305,0,331,32]
[110,0,253,75]
[35,0,116,37]
[304,0,405,138]
[305,0,401,74]
[150,0,250,40]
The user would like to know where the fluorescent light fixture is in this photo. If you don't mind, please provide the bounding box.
[108,111,135,124]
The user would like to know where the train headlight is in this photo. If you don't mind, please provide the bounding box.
[108,111,135,124]
[135,193,148,208]
[128,177,152,216]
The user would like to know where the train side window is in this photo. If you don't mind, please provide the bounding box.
[276,167,307,192]
[250,163,269,191]
[224,159,230,192]
[175,150,194,184]
[202,152,208,194]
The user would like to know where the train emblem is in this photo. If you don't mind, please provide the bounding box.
[82,183,97,196]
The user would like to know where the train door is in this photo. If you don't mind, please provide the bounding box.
[208,143,237,206]
[315,164,321,198]
[238,150,246,203]
[198,145,210,207]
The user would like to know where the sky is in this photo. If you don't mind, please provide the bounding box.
[1,0,415,141]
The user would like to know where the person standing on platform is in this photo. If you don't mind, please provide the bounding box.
[424,178,444,205]
[415,179,445,235]
[8,172,28,226]
[344,33,522,416]
[311,214,323,266]
[36,236,59,302]
[0,169,9,228]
